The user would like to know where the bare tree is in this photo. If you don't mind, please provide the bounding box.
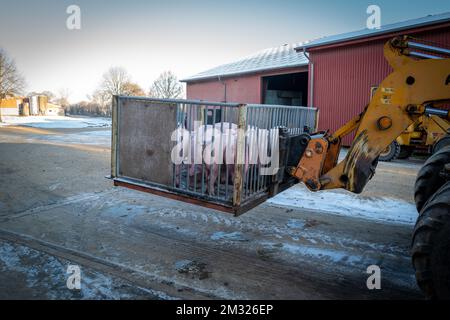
[100,66,131,96]
[149,71,183,99]
[122,82,145,96]
[55,88,71,109]
[41,90,55,102]
[90,66,145,116]
[90,89,111,116]
[27,90,55,101]
[0,48,26,99]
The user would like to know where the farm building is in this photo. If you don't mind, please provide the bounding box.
[183,12,450,145]
[0,98,21,116]
[44,103,64,116]
[0,95,64,117]
[182,43,309,106]
[295,12,450,144]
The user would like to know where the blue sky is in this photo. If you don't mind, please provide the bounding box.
[1,0,449,101]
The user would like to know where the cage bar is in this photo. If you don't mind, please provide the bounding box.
[112,96,317,215]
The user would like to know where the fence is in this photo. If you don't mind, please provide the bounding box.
[111,96,317,215]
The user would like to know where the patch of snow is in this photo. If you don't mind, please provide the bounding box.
[0,115,111,129]
[279,242,362,265]
[267,185,416,225]
[210,231,248,242]
[49,183,62,191]
[286,219,306,229]
[0,240,176,300]
[35,130,111,146]
[109,189,406,257]
[0,242,22,270]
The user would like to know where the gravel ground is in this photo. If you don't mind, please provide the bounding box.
[0,123,425,299]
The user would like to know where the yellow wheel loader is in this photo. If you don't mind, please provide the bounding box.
[286,36,450,299]
[379,114,450,161]
[114,36,450,299]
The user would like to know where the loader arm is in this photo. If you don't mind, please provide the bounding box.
[290,36,450,193]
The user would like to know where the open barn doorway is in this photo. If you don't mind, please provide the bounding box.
[262,72,308,106]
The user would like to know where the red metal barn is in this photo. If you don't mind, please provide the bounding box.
[183,13,450,145]
[182,44,310,107]
[296,13,450,145]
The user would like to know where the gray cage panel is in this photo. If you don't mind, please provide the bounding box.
[113,96,318,213]
[118,99,177,186]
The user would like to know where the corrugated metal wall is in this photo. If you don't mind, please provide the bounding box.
[187,74,262,103]
[186,66,308,104]
[310,25,450,145]
[0,98,21,116]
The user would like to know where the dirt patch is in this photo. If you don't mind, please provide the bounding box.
[174,260,211,280]
[0,125,424,299]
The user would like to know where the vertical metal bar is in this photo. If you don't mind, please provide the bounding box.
[233,104,247,207]
[250,107,257,195]
[244,107,252,199]
[217,106,223,198]
[268,107,274,188]
[295,108,298,133]
[193,104,198,193]
[314,108,319,132]
[306,108,310,132]
[272,106,276,128]
[201,106,206,194]
[260,107,266,191]
[225,116,231,200]
[111,95,119,178]
[269,106,273,128]
[292,107,296,133]
[172,103,179,188]
[185,104,190,191]
[310,63,314,108]
[277,106,281,128]
[262,108,268,188]
[249,107,255,196]
[279,107,284,128]
[253,109,258,194]
[256,106,261,192]
[212,107,217,196]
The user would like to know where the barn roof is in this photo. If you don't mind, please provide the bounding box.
[181,43,308,82]
[295,12,450,51]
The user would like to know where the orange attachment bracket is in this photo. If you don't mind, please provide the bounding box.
[291,138,329,191]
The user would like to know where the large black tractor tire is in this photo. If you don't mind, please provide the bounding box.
[432,135,450,155]
[379,141,400,162]
[397,145,414,159]
[414,146,450,212]
[412,181,450,299]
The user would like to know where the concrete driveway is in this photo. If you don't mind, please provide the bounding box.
[0,123,424,299]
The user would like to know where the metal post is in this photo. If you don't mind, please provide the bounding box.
[409,51,443,60]
[110,95,119,178]
[408,41,450,56]
[233,104,247,207]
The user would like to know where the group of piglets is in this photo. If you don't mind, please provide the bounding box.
[174,122,261,196]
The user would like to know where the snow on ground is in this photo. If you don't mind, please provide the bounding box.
[0,116,111,129]
[0,240,175,299]
[34,130,111,146]
[267,184,417,225]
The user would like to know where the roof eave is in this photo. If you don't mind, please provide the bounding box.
[294,15,450,52]
[181,63,309,83]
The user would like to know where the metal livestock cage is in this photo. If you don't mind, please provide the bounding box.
[111,96,318,215]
